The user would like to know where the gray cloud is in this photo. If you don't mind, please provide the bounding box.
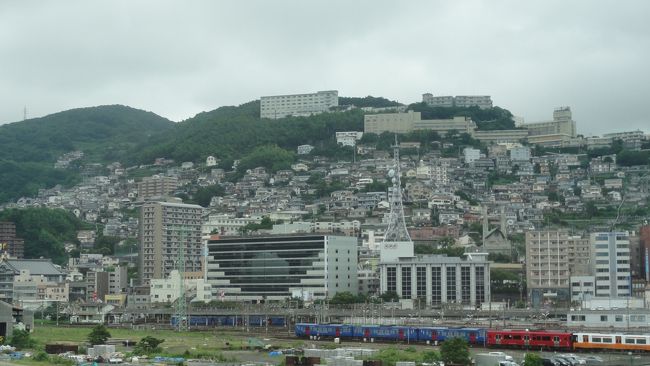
[1,0,648,135]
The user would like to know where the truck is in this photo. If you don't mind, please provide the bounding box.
[474,353,518,366]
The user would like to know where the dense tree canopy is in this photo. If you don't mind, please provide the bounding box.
[0,208,90,264]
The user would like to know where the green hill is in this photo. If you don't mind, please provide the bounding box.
[0,105,174,163]
[130,100,365,165]
[0,105,173,202]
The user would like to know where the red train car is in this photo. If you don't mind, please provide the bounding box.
[487,330,573,350]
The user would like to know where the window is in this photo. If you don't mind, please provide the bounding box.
[401,267,412,298]
[615,315,623,322]
[431,267,441,304]
[416,267,427,298]
[600,315,608,322]
[387,267,397,293]
[446,267,456,302]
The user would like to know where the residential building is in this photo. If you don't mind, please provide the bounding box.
[336,131,363,146]
[0,259,65,305]
[137,175,179,200]
[590,232,631,298]
[378,253,490,307]
[150,270,212,303]
[206,235,358,302]
[526,231,571,307]
[260,90,338,119]
[509,146,532,162]
[297,144,314,155]
[463,148,481,164]
[202,214,261,237]
[0,222,24,259]
[138,199,204,285]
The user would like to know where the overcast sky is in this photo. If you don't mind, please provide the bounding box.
[1,1,649,135]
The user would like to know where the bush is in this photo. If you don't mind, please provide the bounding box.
[133,336,164,355]
[87,324,111,345]
[33,351,49,361]
[8,329,36,349]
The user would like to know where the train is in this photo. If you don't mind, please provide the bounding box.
[170,315,286,327]
[295,323,650,352]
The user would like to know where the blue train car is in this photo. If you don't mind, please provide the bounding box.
[352,325,418,342]
[417,327,450,343]
[295,323,352,338]
[432,327,486,344]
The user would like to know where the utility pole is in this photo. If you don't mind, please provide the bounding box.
[173,225,188,332]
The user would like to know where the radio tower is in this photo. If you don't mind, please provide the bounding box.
[383,136,411,243]
[174,225,188,332]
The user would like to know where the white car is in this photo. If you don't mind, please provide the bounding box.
[489,352,514,361]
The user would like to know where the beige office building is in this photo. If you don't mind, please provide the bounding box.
[139,199,204,285]
[522,107,577,146]
[364,111,476,135]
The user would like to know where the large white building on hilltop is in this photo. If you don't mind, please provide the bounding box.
[523,107,577,146]
[260,90,338,119]
[422,93,493,109]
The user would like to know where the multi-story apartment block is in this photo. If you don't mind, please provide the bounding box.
[590,232,631,298]
[0,222,24,259]
[202,214,261,237]
[526,230,570,306]
[138,199,203,285]
[378,253,490,307]
[260,90,338,119]
[137,175,179,200]
[206,235,358,302]
[422,93,493,109]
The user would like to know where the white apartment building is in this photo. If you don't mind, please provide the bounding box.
[150,270,212,304]
[260,90,338,119]
[202,214,261,237]
[422,94,493,109]
[509,146,532,161]
[590,232,631,298]
[336,131,364,147]
[463,148,481,164]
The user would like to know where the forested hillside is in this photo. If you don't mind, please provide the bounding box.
[0,208,91,265]
[0,105,173,202]
[130,100,365,165]
[0,97,522,203]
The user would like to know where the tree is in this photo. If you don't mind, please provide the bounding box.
[330,291,358,304]
[134,336,164,355]
[379,291,399,303]
[87,324,111,346]
[523,353,543,366]
[8,329,35,349]
[440,337,471,366]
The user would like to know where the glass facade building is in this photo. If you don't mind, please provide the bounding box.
[206,235,357,302]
